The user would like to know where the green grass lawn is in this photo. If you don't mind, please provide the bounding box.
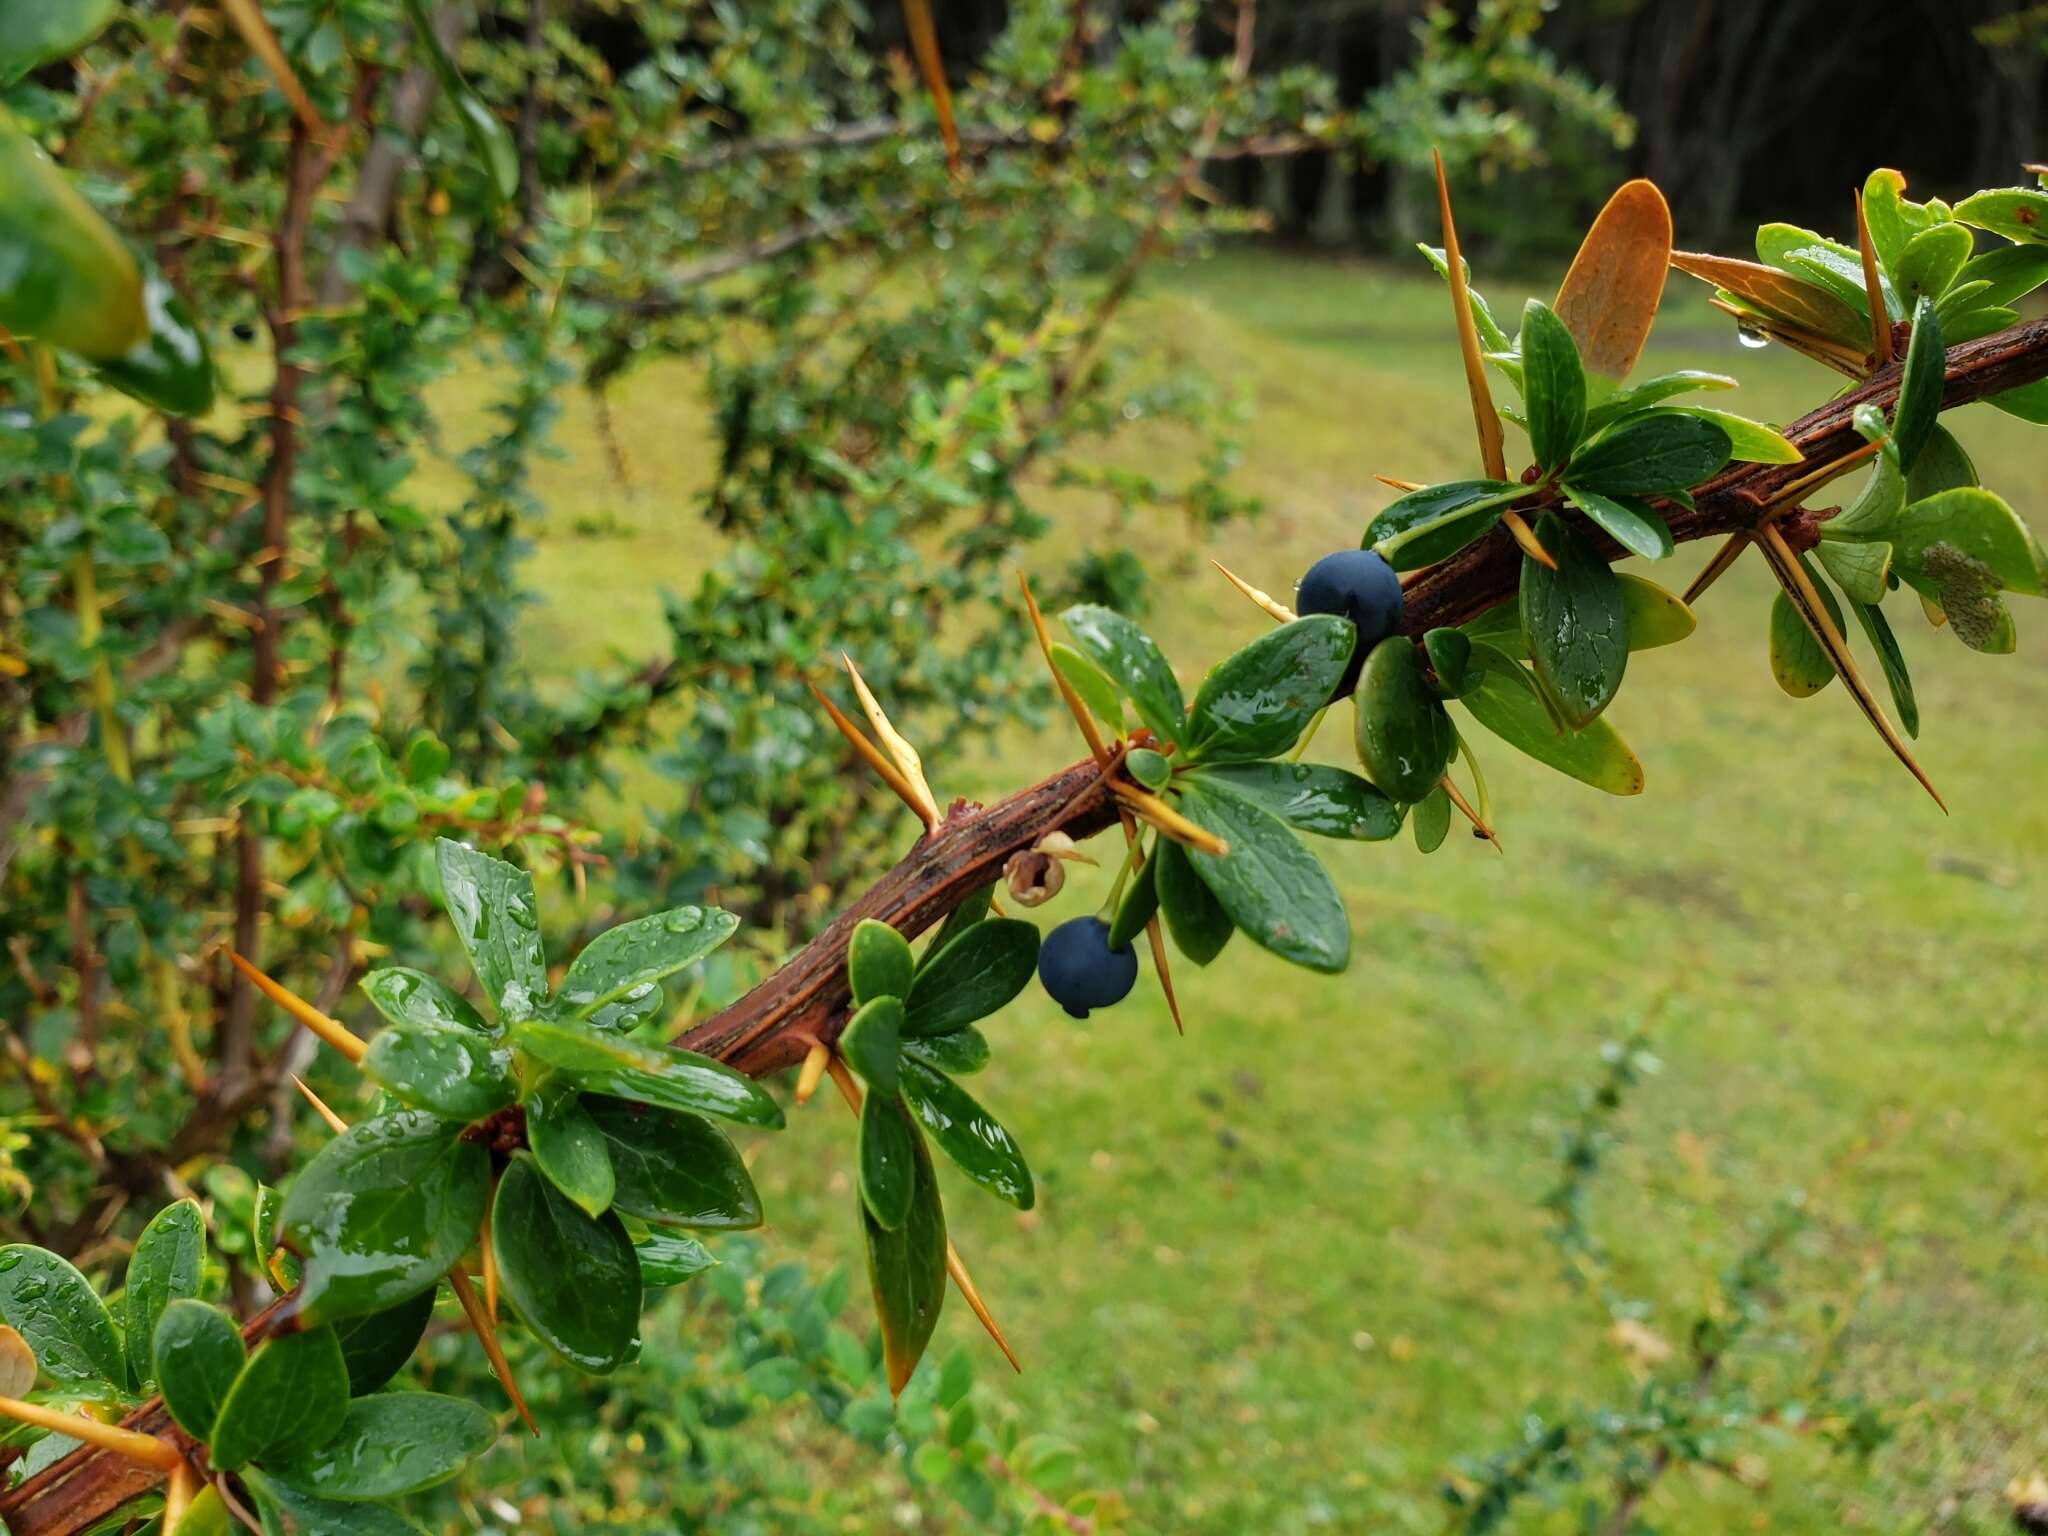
[510,247,2048,1534]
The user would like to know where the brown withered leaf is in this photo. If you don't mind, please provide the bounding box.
[1554,179,1672,380]
[1672,251,1871,351]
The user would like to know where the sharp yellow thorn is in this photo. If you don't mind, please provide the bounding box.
[1439,774,1501,852]
[1754,522,1946,812]
[1502,510,1557,570]
[794,1040,831,1106]
[808,681,931,825]
[218,0,328,136]
[1109,781,1226,856]
[900,0,963,178]
[448,1268,538,1436]
[164,1464,199,1533]
[230,953,366,1063]
[1144,916,1183,1036]
[289,1073,349,1135]
[1375,474,1426,492]
[842,653,940,830]
[1019,573,1112,767]
[1211,559,1297,624]
[480,1181,500,1325]
[1683,532,1750,605]
[1762,438,1884,515]
[0,1397,182,1472]
[1855,189,1893,367]
[1434,147,1507,482]
[944,1239,1021,1373]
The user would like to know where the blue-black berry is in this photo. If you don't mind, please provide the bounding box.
[1296,547,1403,697]
[1037,916,1138,1019]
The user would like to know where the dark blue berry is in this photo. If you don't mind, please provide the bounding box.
[1295,548,1403,697]
[1037,916,1138,1019]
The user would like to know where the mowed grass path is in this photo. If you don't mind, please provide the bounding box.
[506,249,2047,1533]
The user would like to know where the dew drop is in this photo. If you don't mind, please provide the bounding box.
[1737,323,1770,351]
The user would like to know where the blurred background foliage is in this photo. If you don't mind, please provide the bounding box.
[1,0,2044,1531]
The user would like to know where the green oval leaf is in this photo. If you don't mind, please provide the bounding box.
[1188,761,1401,842]
[1412,784,1452,853]
[491,1155,641,1374]
[1520,511,1629,728]
[1560,485,1673,562]
[1520,299,1587,470]
[1184,615,1355,763]
[901,917,1039,1038]
[1456,647,1644,795]
[1664,407,1801,465]
[1151,836,1232,966]
[0,0,119,81]
[859,1091,917,1231]
[586,1096,761,1230]
[279,1110,490,1326]
[0,1245,123,1387]
[1125,746,1172,790]
[902,1026,992,1077]
[900,1059,1033,1211]
[0,115,144,358]
[1352,637,1456,804]
[360,968,490,1035]
[1892,298,1944,472]
[839,995,903,1096]
[1814,538,1892,605]
[363,1024,516,1122]
[1462,573,1694,658]
[862,1121,946,1396]
[1105,852,1160,952]
[848,919,915,1007]
[269,1391,495,1501]
[1049,641,1125,736]
[1769,587,1837,698]
[1955,243,2048,306]
[330,1288,437,1398]
[208,1325,349,1472]
[400,0,518,203]
[635,1231,715,1289]
[1173,779,1349,974]
[94,262,215,417]
[244,1470,431,1535]
[1896,223,1973,306]
[553,905,738,1023]
[125,1198,205,1390]
[526,1082,616,1219]
[511,1019,784,1129]
[1365,479,1522,572]
[434,838,547,1020]
[1060,605,1185,745]
[1583,370,1737,435]
[1954,186,2048,246]
[1891,488,2048,598]
[152,1299,246,1442]
[1567,411,1731,497]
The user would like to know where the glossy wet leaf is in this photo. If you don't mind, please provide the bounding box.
[1106,854,1159,951]
[1821,453,1906,541]
[1411,785,1451,853]
[1553,179,1671,380]
[1955,243,2048,306]
[1151,835,1233,965]
[360,968,489,1035]
[1583,371,1735,435]
[491,1155,641,1374]
[1521,512,1629,728]
[1892,298,1943,471]
[124,1198,204,1389]
[1861,169,1930,286]
[1457,647,1644,796]
[553,905,738,1024]
[1561,485,1673,561]
[587,1096,761,1230]
[1666,407,1801,465]
[1567,411,1731,497]
[901,1058,1034,1210]
[1890,488,2048,598]
[1669,250,1870,349]
[1815,538,1892,605]
[400,0,518,203]
[94,262,216,417]
[1188,761,1402,841]
[1061,605,1185,745]
[1365,479,1524,571]
[1908,424,1978,501]
[511,1019,784,1128]
[152,1299,245,1441]
[330,1287,436,1397]
[636,1231,715,1289]
[279,1110,490,1326]
[1049,641,1124,736]
[1174,778,1349,973]
[1895,223,1973,306]
[1184,616,1354,763]
[903,1026,992,1076]
[255,1182,298,1290]
[1518,299,1586,470]
[1850,599,1919,738]
[269,1390,494,1501]
[859,1092,917,1231]
[208,1325,349,1471]
[1125,746,1173,790]
[1424,627,1475,696]
[363,1024,516,1122]
[434,839,546,1020]
[1954,187,2048,246]
[244,1470,431,1536]
[1770,587,1838,697]
[526,1082,615,1218]
[862,1116,946,1395]
[0,116,144,358]
[848,918,915,1006]
[0,1245,123,1386]
[177,1484,233,1536]
[1757,222,1900,322]
[1352,637,1456,804]
[901,918,1039,1038]
[839,995,903,1096]
[0,0,119,81]
[1464,573,1693,657]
